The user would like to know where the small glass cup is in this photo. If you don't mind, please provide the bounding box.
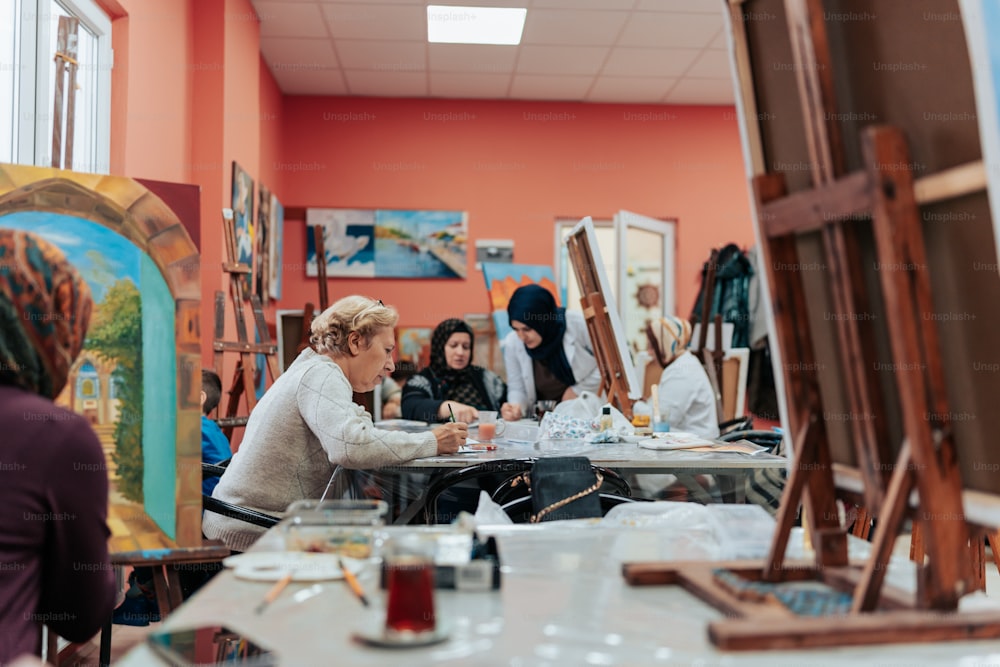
[476,411,506,443]
[383,535,437,638]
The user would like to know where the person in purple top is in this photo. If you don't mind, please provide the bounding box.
[0,229,116,663]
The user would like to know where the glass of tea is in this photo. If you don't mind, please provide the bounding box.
[383,535,437,639]
[476,411,506,443]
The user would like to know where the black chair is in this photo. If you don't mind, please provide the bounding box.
[201,462,280,529]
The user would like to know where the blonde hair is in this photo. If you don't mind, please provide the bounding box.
[310,295,398,356]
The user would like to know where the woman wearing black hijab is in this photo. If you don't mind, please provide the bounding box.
[500,284,600,421]
[401,318,508,423]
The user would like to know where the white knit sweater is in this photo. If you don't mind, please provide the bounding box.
[202,349,437,551]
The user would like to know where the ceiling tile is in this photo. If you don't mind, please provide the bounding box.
[509,74,594,101]
[276,69,349,96]
[516,45,610,76]
[343,70,428,97]
[428,44,518,74]
[620,11,723,49]
[710,29,728,49]
[666,78,735,105]
[260,37,340,70]
[533,0,637,9]
[321,2,425,40]
[521,9,629,46]
[586,76,675,104]
[254,2,328,38]
[636,0,721,12]
[430,72,512,99]
[684,49,732,79]
[602,47,701,78]
[335,40,426,73]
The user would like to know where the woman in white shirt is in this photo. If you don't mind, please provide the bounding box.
[500,284,600,420]
[648,315,719,439]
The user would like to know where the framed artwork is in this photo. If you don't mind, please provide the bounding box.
[375,209,467,279]
[396,327,433,370]
[0,163,203,549]
[268,192,284,300]
[256,184,271,305]
[231,162,254,296]
[306,208,375,277]
[481,262,559,342]
[305,208,468,279]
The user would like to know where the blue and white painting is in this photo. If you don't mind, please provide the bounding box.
[306,208,375,277]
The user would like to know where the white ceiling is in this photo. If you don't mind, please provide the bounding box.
[250,0,736,105]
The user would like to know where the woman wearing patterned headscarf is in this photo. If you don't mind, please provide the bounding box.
[0,229,115,664]
[501,284,600,421]
[646,315,719,439]
[401,318,508,423]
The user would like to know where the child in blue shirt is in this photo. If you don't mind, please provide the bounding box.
[201,369,232,494]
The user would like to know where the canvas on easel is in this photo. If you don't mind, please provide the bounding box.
[565,217,642,419]
[623,0,1000,651]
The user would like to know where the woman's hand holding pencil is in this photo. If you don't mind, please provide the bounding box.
[432,403,467,455]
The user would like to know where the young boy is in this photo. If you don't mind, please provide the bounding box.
[201,369,232,494]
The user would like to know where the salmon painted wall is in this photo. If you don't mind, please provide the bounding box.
[275,97,755,328]
[109,0,282,438]
[108,0,193,183]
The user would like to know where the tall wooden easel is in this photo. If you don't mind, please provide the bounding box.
[623,0,1000,650]
[565,218,638,420]
[214,208,280,438]
[50,16,79,169]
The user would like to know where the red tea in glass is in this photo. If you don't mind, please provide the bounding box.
[385,556,436,635]
[477,423,497,441]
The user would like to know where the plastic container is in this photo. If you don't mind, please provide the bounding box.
[283,499,387,558]
[600,405,613,431]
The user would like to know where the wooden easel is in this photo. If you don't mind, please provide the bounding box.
[51,16,79,169]
[213,208,280,438]
[295,225,329,354]
[622,0,1000,650]
[565,220,635,420]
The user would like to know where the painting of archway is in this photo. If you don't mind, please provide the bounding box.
[0,163,202,548]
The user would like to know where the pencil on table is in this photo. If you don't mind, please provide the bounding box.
[254,571,293,614]
[339,557,370,607]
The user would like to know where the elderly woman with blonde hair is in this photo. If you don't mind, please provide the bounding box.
[204,295,467,551]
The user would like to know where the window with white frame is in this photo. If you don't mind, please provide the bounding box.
[1,0,111,173]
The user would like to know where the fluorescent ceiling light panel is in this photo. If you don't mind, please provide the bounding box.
[427,5,527,46]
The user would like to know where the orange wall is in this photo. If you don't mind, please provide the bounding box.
[274,97,755,327]
[105,3,754,351]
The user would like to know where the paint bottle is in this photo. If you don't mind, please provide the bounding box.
[600,405,613,432]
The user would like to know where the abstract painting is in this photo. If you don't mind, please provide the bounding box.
[396,327,433,370]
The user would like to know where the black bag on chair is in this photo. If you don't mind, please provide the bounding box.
[526,457,603,522]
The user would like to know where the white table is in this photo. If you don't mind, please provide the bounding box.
[385,437,788,523]
[118,506,1000,667]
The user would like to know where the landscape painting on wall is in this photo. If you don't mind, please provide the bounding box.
[305,208,467,279]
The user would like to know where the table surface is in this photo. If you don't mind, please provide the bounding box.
[401,436,789,473]
[120,506,1000,667]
